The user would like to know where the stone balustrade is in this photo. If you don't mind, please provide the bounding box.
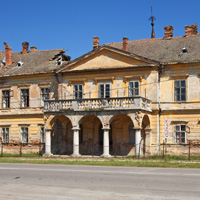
[44,97,151,112]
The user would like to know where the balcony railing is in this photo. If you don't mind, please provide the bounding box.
[44,97,151,112]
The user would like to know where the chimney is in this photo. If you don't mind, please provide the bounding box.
[22,42,29,55]
[123,37,128,52]
[185,24,198,36]
[4,42,12,65]
[164,25,173,38]
[30,46,37,52]
[93,36,99,49]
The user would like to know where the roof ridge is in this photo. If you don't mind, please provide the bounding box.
[107,33,200,45]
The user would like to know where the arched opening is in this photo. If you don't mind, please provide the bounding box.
[110,114,134,156]
[79,115,103,156]
[141,114,151,155]
[50,115,73,155]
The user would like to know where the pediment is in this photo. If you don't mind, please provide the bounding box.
[59,47,158,72]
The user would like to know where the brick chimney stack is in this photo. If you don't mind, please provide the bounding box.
[22,42,29,55]
[185,24,198,36]
[30,46,37,52]
[93,36,99,49]
[4,42,12,65]
[123,37,128,52]
[164,25,173,38]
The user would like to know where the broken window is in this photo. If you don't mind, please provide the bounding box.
[98,83,111,98]
[174,80,186,101]
[41,88,50,107]
[40,127,45,143]
[175,125,186,144]
[2,127,9,143]
[128,123,135,144]
[129,81,139,96]
[21,89,29,108]
[73,84,83,99]
[20,127,28,143]
[2,90,10,109]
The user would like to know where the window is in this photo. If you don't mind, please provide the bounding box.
[99,83,111,98]
[128,123,135,144]
[175,125,186,144]
[73,84,83,99]
[41,88,50,106]
[40,127,45,143]
[21,89,29,108]
[2,127,9,143]
[174,80,186,101]
[129,81,139,96]
[20,127,28,143]
[2,90,10,108]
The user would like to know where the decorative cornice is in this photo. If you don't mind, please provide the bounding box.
[170,74,189,79]
[123,75,143,83]
[170,120,189,124]
[94,77,115,84]
[69,78,87,86]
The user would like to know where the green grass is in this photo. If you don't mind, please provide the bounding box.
[0,157,200,168]
[0,153,41,157]
[1,153,200,161]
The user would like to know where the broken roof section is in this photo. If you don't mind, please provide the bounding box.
[0,43,71,77]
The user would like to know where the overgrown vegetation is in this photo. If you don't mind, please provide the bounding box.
[0,157,200,168]
[0,156,200,168]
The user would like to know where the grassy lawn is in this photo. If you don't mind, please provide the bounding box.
[0,157,200,168]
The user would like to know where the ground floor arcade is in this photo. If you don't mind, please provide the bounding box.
[44,112,151,157]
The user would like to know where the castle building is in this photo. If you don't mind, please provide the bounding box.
[1,24,200,157]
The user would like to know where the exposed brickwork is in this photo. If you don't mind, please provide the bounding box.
[93,36,99,49]
[4,42,12,65]
[30,46,37,52]
[164,25,173,38]
[185,24,198,36]
[22,42,29,55]
[123,37,128,52]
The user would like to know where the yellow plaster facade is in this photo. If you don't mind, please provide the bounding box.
[1,38,200,157]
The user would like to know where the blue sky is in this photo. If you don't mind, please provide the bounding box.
[1,0,200,59]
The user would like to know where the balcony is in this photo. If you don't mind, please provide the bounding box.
[44,97,151,113]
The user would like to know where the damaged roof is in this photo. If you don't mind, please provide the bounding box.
[107,34,200,64]
[0,49,70,76]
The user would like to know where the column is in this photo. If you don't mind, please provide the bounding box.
[101,128,111,158]
[145,128,152,155]
[44,129,52,156]
[72,127,81,157]
[134,127,142,156]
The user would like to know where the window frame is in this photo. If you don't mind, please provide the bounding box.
[73,84,83,99]
[41,88,50,107]
[98,83,111,98]
[2,127,9,143]
[2,90,10,109]
[174,80,186,101]
[174,124,186,144]
[21,89,29,108]
[20,127,29,144]
[128,81,139,97]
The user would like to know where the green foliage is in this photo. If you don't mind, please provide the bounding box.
[0,157,200,168]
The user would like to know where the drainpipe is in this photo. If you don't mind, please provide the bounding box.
[61,73,63,100]
[158,64,164,154]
